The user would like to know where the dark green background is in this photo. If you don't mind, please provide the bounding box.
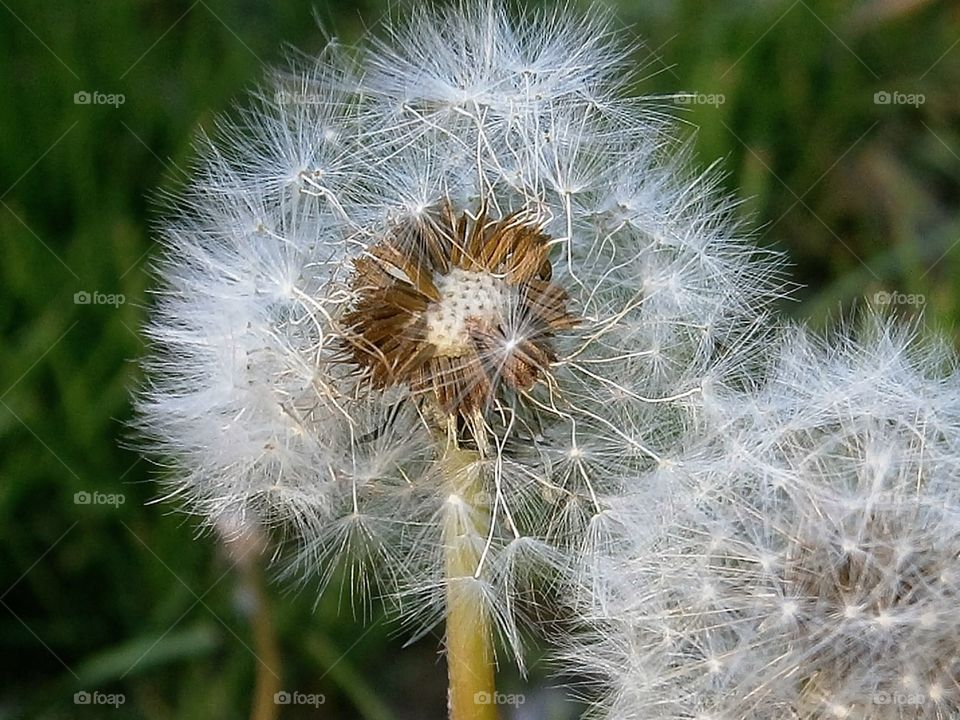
[1,1,957,718]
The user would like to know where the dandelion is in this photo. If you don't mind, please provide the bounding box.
[135,3,784,717]
[578,319,960,719]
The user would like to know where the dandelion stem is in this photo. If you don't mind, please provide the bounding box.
[246,559,282,720]
[442,445,498,720]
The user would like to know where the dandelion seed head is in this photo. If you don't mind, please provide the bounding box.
[136,1,786,661]
[578,319,960,718]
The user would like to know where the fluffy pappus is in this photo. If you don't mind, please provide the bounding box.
[135,1,785,663]
[577,318,960,719]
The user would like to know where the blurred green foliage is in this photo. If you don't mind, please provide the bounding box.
[623,0,960,331]
[0,1,957,718]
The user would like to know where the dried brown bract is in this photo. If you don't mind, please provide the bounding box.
[343,206,577,435]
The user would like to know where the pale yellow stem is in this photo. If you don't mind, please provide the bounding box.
[247,559,282,720]
[441,445,499,720]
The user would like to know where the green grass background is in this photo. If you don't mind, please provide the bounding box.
[0,1,957,718]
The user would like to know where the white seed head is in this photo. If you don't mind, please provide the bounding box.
[577,318,960,719]
[135,2,785,661]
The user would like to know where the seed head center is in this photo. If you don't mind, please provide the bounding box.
[424,268,507,357]
[343,205,578,431]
